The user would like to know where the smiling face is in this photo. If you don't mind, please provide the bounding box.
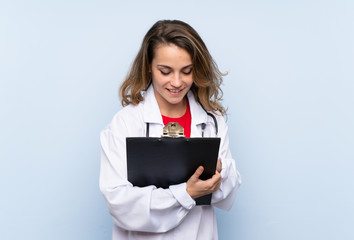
[150,44,193,117]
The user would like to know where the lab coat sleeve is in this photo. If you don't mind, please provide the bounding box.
[211,115,242,210]
[99,117,196,233]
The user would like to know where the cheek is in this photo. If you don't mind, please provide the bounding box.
[151,72,162,85]
[152,75,169,91]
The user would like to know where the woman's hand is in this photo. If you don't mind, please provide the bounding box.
[186,165,222,199]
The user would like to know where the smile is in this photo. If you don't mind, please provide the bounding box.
[168,89,183,93]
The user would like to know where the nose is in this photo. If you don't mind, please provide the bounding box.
[170,73,183,88]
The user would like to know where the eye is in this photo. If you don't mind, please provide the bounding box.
[182,69,192,75]
[160,70,170,76]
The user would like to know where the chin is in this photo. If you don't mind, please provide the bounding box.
[167,97,185,105]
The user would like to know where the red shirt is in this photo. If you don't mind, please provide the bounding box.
[162,101,192,138]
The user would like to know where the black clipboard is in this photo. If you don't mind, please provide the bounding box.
[126,137,221,205]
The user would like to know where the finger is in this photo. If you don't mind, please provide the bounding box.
[211,173,221,186]
[214,181,221,191]
[213,170,221,179]
[207,172,220,186]
[212,176,222,190]
[216,158,222,173]
[192,166,204,180]
[206,179,221,194]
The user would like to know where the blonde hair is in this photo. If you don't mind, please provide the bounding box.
[119,20,226,115]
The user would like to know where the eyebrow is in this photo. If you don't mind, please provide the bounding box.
[157,64,193,70]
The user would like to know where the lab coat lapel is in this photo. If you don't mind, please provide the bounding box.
[142,85,164,137]
[187,91,208,137]
[142,85,163,125]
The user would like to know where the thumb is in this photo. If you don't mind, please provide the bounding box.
[192,166,204,179]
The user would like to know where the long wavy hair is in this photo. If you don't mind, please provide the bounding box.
[119,20,226,115]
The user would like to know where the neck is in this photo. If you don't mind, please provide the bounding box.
[159,98,187,118]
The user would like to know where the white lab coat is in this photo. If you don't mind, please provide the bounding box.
[99,85,241,240]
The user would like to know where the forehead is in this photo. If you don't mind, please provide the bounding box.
[152,44,192,67]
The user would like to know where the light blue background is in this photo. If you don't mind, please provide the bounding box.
[1,0,353,239]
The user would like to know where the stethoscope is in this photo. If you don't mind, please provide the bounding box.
[145,104,218,138]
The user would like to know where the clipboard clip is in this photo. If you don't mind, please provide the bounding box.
[162,122,185,138]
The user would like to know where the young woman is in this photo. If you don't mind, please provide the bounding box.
[100,20,241,239]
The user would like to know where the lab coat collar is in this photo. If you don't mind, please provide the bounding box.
[187,91,208,126]
[142,85,208,126]
[142,85,164,124]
